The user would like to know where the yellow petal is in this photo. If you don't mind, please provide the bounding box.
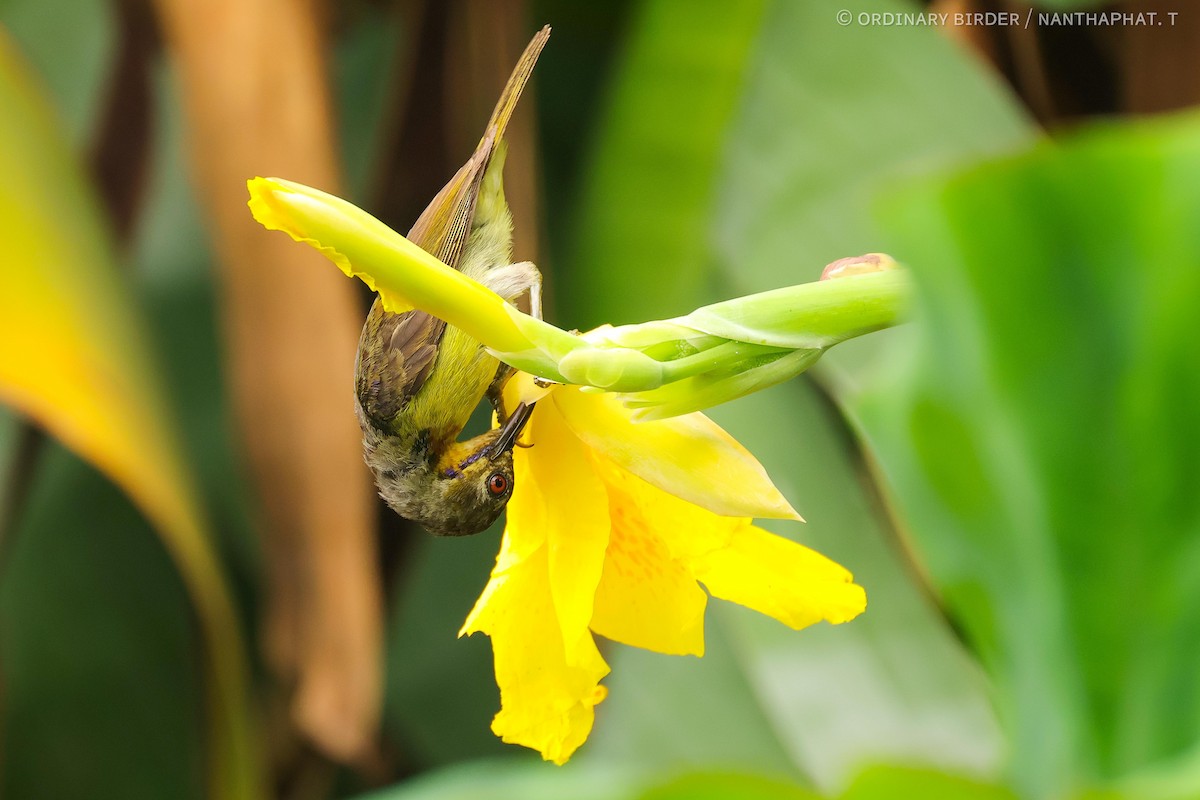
[589,453,708,656]
[554,387,800,520]
[500,370,554,410]
[459,524,539,639]
[247,176,532,353]
[591,458,863,630]
[523,399,611,665]
[687,525,866,629]
[590,452,748,560]
[462,543,609,764]
[459,430,547,637]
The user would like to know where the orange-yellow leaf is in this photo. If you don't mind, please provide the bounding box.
[0,33,260,800]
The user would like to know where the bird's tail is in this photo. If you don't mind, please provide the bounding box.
[481,25,550,150]
[406,26,549,269]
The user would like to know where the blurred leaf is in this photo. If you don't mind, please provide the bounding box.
[532,0,635,277]
[0,32,258,800]
[563,0,769,328]
[347,759,1017,800]
[355,759,646,800]
[1110,741,1200,800]
[131,61,258,583]
[0,0,113,146]
[384,513,520,766]
[559,0,1032,788]
[0,407,19,526]
[637,771,817,800]
[350,760,813,800]
[864,112,1200,796]
[1,444,205,800]
[333,2,405,201]
[841,765,1016,800]
[589,608,806,777]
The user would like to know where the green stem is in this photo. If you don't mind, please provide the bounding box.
[682,269,912,350]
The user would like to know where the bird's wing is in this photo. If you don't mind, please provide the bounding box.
[355,27,550,433]
[355,139,494,433]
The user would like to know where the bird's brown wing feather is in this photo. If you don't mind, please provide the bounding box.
[354,27,550,433]
[356,303,441,430]
[355,142,494,433]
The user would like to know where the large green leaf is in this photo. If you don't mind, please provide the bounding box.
[0,407,19,527]
[356,759,646,800]
[0,444,206,800]
[349,760,1017,800]
[562,0,769,329]
[636,772,818,800]
[862,112,1200,796]
[841,765,1017,800]
[556,0,1032,788]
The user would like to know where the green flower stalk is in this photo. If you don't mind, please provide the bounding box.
[567,264,908,418]
[248,177,909,418]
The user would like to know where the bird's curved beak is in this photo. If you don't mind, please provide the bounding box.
[491,401,535,457]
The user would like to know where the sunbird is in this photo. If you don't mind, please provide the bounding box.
[355,27,549,536]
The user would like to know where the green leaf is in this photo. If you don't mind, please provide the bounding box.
[1104,740,1200,800]
[842,765,1017,800]
[1,445,205,800]
[587,610,805,777]
[637,771,817,800]
[865,112,1200,796]
[346,760,1015,800]
[0,407,20,526]
[563,0,769,329]
[354,759,646,800]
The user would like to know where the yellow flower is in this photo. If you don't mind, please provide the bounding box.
[246,177,870,763]
[460,376,866,764]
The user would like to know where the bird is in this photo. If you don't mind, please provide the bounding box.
[354,26,549,536]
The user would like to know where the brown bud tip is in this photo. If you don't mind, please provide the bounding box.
[820,252,898,281]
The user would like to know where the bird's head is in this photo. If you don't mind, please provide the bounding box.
[366,403,534,536]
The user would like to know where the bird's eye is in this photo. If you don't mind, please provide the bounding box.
[487,472,509,497]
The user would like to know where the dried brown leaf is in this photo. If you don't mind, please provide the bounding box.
[154,0,382,765]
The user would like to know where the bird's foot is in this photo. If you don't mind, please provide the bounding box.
[483,261,543,320]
